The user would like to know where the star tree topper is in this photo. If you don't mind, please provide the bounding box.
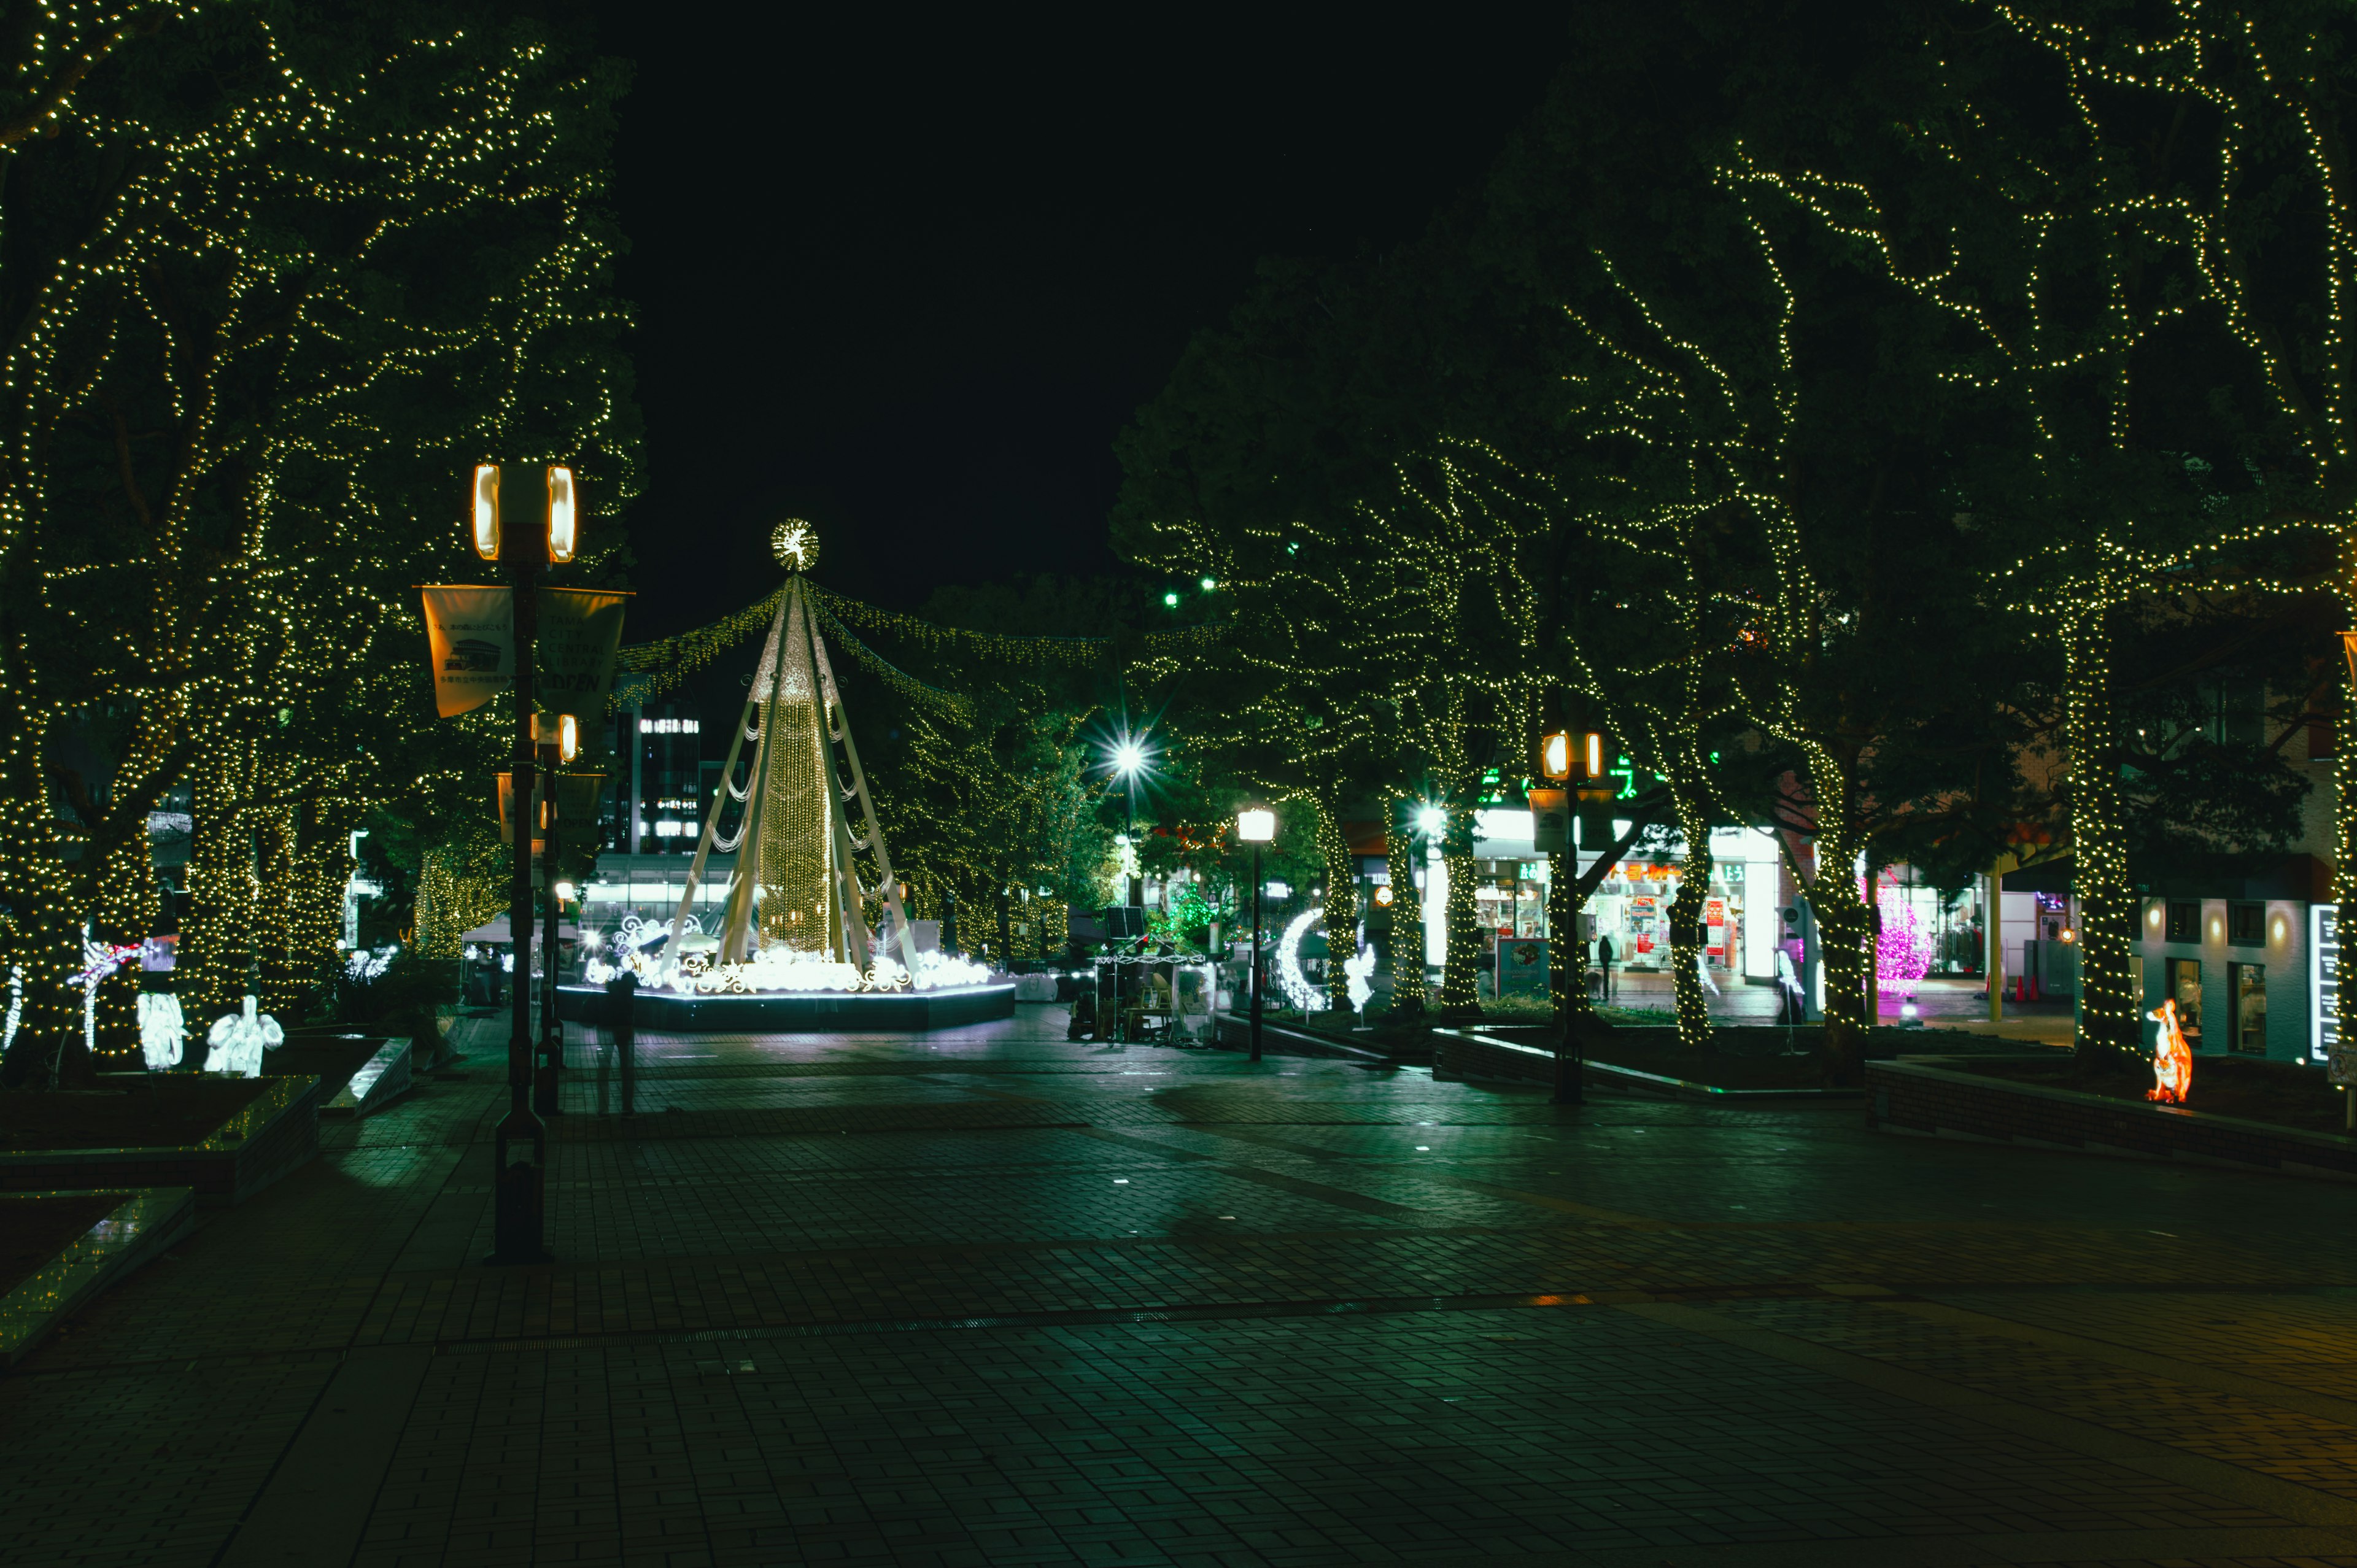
[772,519,819,573]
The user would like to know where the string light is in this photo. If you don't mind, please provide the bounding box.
[0,10,638,1035]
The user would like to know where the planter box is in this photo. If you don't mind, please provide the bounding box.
[1210,1013,1391,1064]
[320,1037,411,1118]
[0,1075,322,1205]
[1432,1029,1860,1099]
[1868,1058,2357,1183]
[0,1188,195,1367]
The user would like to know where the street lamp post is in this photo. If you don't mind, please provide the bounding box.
[474,460,575,1265]
[1237,806,1275,1063]
[534,712,578,1116]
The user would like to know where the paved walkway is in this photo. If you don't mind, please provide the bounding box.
[9,1005,2357,1566]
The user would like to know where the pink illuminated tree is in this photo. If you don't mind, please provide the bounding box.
[1874,884,1935,1005]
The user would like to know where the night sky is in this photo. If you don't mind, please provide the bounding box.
[590,8,1577,640]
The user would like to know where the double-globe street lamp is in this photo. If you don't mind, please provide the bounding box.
[1236,805,1276,1062]
[473,460,575,1265]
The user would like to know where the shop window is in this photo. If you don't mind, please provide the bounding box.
[2228,962,2266,1054]
[2227,902,2265,948]
[2164,902,2200,942]
[2167,957,2202,1047]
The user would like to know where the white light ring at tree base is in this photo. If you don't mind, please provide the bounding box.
[616,943,992,997]
[1276,907,1326,1011]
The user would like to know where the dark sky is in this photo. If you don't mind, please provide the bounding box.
[590,9,1577,639]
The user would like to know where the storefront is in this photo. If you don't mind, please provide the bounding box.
[1584,859,1752,976]
[1875,867,1988,978]
[1436,815,1786,985]
[1470,859,1547,939]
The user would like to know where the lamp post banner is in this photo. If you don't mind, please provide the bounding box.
[421,585,515,717]
[537,589,629,716]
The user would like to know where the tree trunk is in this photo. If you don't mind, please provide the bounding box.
[297,809,354,1008]
[253,802,300,1019]
[1666,791,1714,1051]
[1548,848,1589,1031]
[1438,801,1482,1019]
[2063,603,2141,1064]
[1815,889,1873,1081]
[181,738,257,1023]
[92,830,158,1065]
[2341,611,2357,1088]
[1314,803,1358,1016]
[1384,798,1426,1021]
[0,736,82,1078]
[1798,753,1874,1083]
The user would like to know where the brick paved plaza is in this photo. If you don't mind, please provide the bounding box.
[11,1006,2357,1567]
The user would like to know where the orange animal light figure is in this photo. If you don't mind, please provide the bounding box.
[2146,998,2193,1105]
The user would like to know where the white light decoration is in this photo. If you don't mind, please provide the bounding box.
[546,465,577,562]
[1344,944,1377,1013]
[772,518,821,571]
[471,463,500,560]
[1,964,20,1062]
[75,930,140,1062]
[345,945,395,982]
[1275,906,1326,1011]
[649,942,994,997]
[137,993,185,1070]
[204,995,284,1078]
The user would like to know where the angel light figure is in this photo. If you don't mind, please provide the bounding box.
[1344,943,1378,1013]
[205,995,284,1078]
[137,992,184,1070]
[2146,997,2193,1105]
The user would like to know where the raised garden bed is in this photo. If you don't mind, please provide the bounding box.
[0,1075,322,1205]
[0,1188,196,1366]
[1955,1052,2348,1137]
[1209,1013,1397,1063]
[269,1032,411,1117]
[1441,1022,2060,1095]
[1,1076,272,1149]
[0,1192,120,1294]
[1868,1057,2357,1183]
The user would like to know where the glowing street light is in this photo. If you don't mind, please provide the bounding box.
[1415,803,1447,837]
[470,462,576,564]
[1237,805,1276,1061]
[1112,738,1148,777]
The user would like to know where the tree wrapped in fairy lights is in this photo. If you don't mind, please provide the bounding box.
[0,3,637,1068]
